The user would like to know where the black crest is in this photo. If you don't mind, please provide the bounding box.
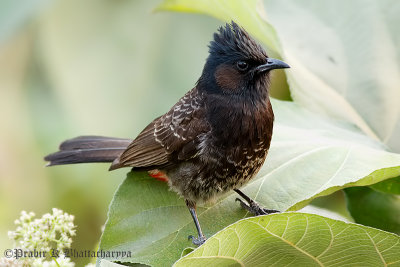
[209,21,268,62]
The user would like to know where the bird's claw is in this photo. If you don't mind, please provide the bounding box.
[188,234,207,246]
[235,198,279,216]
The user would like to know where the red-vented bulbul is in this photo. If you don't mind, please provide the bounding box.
[45,21,290,245]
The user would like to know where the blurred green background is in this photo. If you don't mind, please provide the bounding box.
[0,0,291,265]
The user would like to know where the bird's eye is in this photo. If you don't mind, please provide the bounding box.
[236,61,248,71]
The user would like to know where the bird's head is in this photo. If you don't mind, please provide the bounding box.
[198,21,289,97]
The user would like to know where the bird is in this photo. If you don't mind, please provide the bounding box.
[44,21,290,246]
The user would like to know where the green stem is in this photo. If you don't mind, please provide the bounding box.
[52,257,60,267]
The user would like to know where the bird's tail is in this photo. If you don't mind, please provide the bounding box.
[44,136,132,167]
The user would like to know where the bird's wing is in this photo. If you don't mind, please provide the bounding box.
[109,88,210,170]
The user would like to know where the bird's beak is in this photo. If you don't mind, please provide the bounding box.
[256,58,290,73]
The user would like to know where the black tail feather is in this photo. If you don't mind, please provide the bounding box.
[44,136,132,167]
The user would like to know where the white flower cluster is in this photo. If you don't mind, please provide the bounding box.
[32,257,75,267]
[0,257,24,267]
[4,209,77,267]
[8,208,76,251]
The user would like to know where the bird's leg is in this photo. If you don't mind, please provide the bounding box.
[186,200,206,246]
[234,189,279,216]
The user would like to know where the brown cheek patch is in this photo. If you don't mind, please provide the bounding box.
[215,64,241,91]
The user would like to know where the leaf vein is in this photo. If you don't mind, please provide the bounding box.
[246,220,324,266]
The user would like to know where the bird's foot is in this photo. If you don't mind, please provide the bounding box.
[235,198,279,216]
[188,234,207,246]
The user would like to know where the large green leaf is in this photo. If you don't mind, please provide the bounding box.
[155,0,281,55]
[249,100,400,211]
[175,213,400,267]
[99,259,148,267]
[264,0,400,151]
[345,187,400,235]
[371,176,400,195]
[99,100,400,266]
[100,260,126,267]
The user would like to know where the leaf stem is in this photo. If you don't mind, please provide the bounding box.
[52,257,60,267]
